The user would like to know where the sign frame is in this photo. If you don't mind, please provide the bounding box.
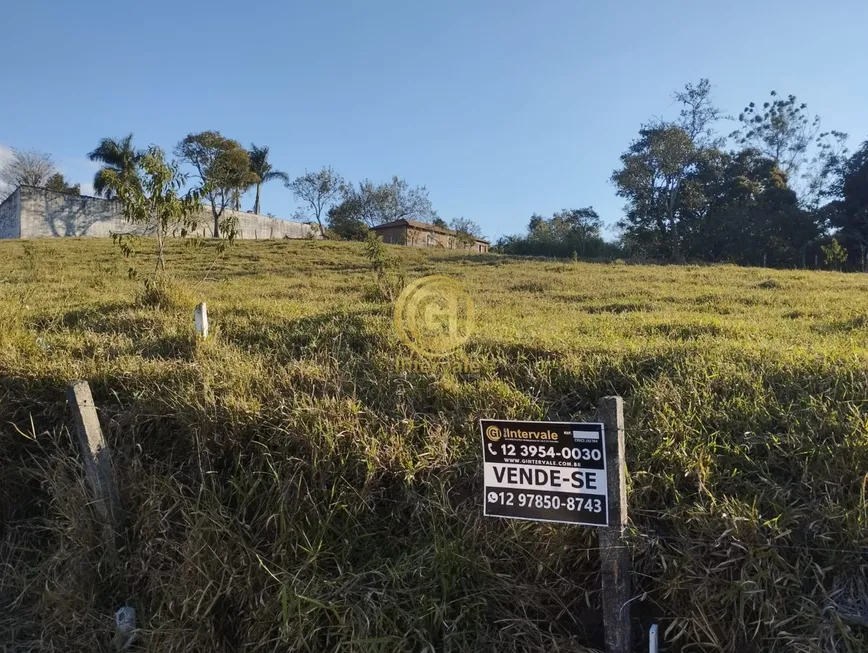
[480,418,610,527]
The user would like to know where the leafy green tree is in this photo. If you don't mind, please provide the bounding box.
[45,173,80,195]
[335,176,438,227]
[820,140,868,266]
[102,146,204,273]
[326,200,369,240]
[822,238,847,270]
[612,79,725,262]
[286,167,344,237]
[553,208,602,256]
[612,124,696,262]
[677,147,817,266]
[175,131,258,238]
[88,135,143,199]
[497,207,611,258]
[248,144,289,215]
[431,217,449,229]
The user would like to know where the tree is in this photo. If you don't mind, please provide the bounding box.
[375,176,438,225]
[821,140,868,265]
[248,144,289,215]
[612,80,726,262]
[0,149,58,197]
[175,131,258,238]
[449,217,484,245]
[612,124,696,262]
[45,173,80,195]
[497,208,610,258]
[683,148,816,266]
[286,167,345,236]
[431,217,449,229]
[326,200,369,240]
[528,214,545,232]
[674,78,724,147]
[334,176,438,227]
[822,238,847,270]
[730,90,848,207]
[88,135,143,199]
[553,208,602,256]
[731,91,819,177]
[101,146,203,273]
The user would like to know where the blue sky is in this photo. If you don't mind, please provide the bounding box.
[1,0,865,241]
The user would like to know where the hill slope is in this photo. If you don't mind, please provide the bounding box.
[2,238,868,652]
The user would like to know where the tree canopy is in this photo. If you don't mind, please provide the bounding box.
[175,131,257,238]
[89,135,142,199]
[496,207,612,258]
[286,167,345,237]
[248,144,289,215]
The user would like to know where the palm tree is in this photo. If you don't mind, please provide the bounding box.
[88,134,142,199]
[248,144,289,215]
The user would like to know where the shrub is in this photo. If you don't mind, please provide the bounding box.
[136,275,193,310]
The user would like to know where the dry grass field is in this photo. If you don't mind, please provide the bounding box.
[2,237,868,652]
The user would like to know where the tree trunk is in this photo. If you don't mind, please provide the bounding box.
[210,198,220,239]
[254,184,262,215]
[672,226,681,262]
[156,230,165,273]
[667,183,683,263]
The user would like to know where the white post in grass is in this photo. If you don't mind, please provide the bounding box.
[649,624,658,653]
[597,395,632,653]
[194,302,209,339]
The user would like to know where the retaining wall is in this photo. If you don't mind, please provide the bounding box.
[0,186,319,240]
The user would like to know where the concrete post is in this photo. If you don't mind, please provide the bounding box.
[194,302,209,338]
[597,396,631,653]
[67,381,122,535]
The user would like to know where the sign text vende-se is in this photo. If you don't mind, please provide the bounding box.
[481,419,609,526]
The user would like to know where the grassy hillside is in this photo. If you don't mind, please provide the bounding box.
[2,238,868,652]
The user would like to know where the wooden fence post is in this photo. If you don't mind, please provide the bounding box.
[597,395,631,653]
[67,381,122,537]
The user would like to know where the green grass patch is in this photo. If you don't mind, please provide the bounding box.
[1,238,868,652]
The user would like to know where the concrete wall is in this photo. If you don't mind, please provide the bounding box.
[0,188,21,239]
[19,186,142,238]
[208,208,319,240]
[10,186,319,240]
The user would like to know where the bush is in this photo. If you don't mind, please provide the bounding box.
[136,275,193,311]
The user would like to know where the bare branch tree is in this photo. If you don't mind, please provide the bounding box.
[0,149,58,198]
[286,167,344,236]
[674,78,724,147]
